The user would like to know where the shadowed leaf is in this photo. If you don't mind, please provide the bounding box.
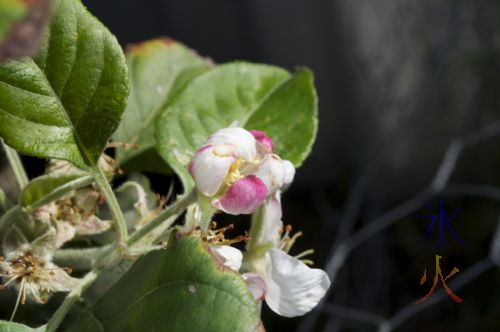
[66,232,261,332]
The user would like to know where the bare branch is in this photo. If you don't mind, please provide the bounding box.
[299,121,500,332]
[322,303,388,326]
[378,258,494,332]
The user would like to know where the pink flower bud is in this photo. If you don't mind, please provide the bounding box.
[250,129,274,153]
[213,175,268,215]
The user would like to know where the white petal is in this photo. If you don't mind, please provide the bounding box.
[189,145,235,196]
[254,192,283,246]
[205,127,256,161]
[282,160,295,188]
[41,262,79,292]
[31,227,58,259]
[212,245,243,271]
[75,216,112,235]
[242,272,267,301]
[54,221,77,248]
[264,249,331,317]
[254,155,295,194]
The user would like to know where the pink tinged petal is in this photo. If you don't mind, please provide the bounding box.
[205,127,257,161]
[250,129,274,153]
[243,272,267,301]
[75,216,112,235]
[54,221,77,248]
[212,245,243,271]
[255,192,283,246]
[213,175,268,215]
[254,154,295,194]
[264,248,331,317]
[189,145,236,196]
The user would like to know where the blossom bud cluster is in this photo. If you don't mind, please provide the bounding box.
[189,127,330,317]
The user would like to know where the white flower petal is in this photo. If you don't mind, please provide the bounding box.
[205,127,256,161]
[54,221,77,248]
[282,160,295,188]
[75,216,112,235]
[31,227,58,259]
[243,272,267,301]
[42,261,79,292]
[255,192,283,246]
[264,248,331,317]
[212,245,243,271]
[254,155,295,194]
[189,145,235,196]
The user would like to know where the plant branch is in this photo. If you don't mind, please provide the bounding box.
[93,166,128,243]
[300,121,500,332]
[45,270,98,332]
[322,121,500,284]
[2,141,29,189]
[54,246,111,271]
[322,303,388,326]
[378,258,494,332]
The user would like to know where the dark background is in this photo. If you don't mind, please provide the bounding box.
[2,0,500,331]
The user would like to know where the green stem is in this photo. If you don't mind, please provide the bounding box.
[127,190,197,246]
[2,142,28,189]
[25,175,95,212]
[93,166,128,243]
[54,246,111,270]
[45,270,98,332]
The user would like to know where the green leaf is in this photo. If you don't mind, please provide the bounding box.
[20,172,94,209]
[66,232,261,332]
[0,0,129,168]
[0,320,44,331]
[0,0,26,41]
[155,63,317,190]
[246,68,317,166]
[113,38,209,173]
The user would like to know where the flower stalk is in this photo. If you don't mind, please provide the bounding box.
[93,166,129,244]
[45,270,98,332]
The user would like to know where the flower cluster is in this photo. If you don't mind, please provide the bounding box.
[189,127,330,317]
[0,227,78,309]
[189,127,294,215]
[34,187,111,248]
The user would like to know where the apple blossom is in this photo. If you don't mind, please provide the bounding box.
[0,226,78,319]
[215,192,331,317]
[188,127,294,215]
[33,188,112,248]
